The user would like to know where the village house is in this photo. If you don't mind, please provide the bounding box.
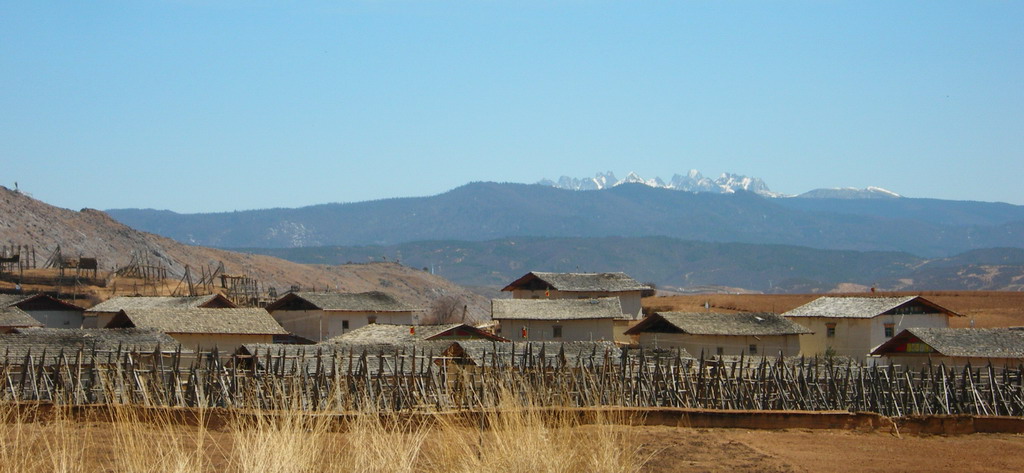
[490,297,620,342]
[266,291,420,342]
[782,295,961,361]
[871,327,1024,368]
[501,271,650,341]
[84,294,237,329]
[0,293,85,329]
[0,306,43,333]
[625,311,810,357]
[104,307,286,351]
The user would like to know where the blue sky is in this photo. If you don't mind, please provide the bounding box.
[2,1,1021,213]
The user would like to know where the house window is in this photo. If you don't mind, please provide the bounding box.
[749,344,758,355]
[367,315,377,325]
[716,347,724,356]
[884,323,894,338]
[826,323,836,338]
[342,320,349,330]
[552,325,563,338]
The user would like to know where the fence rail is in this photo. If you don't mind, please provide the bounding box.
[3,345,1024,417]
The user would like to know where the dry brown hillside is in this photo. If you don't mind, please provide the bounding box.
[645,291,1024,328]
[0,186,489,319]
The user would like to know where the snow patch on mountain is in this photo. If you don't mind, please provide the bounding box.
[539,170,784,197]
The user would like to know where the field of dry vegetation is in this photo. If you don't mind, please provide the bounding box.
[5,401,1024,473]
[0,400,651,473]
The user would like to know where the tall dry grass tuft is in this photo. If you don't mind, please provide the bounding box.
[0,403,86,473]
[0,395,650,473]
[104,405,215,473]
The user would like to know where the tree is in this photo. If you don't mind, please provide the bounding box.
[423,295,466,324]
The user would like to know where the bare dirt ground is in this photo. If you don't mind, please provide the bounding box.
[646,291,1024,328]
[634,427,1024,473]
[16,420,1024,473]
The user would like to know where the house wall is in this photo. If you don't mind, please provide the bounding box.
[271,309,415,342]
[83,312,118,329]
[26,309,82,329]
[636,332,801,357]
[495,318,615,342]
[168,333,274,352]
[510,290,643,320]
[613,319,639,344]
[788,313,949,361]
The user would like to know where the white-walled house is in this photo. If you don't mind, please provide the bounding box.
[105,307,286,351]
[490,297,619,342]
[782,296,961,361]
[871,327,1024,368]
[84,294,236,329]
[501,272,650,342]
[0,294,85,329]
[266,291,419,342]
[625,311,810,358]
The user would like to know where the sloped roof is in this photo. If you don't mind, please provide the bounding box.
[0,293,84,312]
[456,340,625,367]
[491,297,622,320]
[501,272,649,293]
[0,328,181,364]
[0,306,43,328]
[266,291,417,312]
[782,296,960,319]
[626,312,812,336]
[111,308,287,336]
[326,323,507,344]
[88,294,234,313]
[0,294,31,308]
[872,327,1024,359]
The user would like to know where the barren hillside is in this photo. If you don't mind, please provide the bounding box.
[0,186,489,319]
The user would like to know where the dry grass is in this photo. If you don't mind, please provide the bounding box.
[0,399,649,473]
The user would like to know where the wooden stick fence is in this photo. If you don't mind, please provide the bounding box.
[3,345,1023,417]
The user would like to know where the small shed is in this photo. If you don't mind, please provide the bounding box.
[491,297,620,342]
[625,312,810,357]
[871,327,1024,368]
[105,307,287,351]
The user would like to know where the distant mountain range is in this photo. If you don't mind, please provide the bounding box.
[238,238,1024,293]
[107,182,1024,257]
[536,170,901,199]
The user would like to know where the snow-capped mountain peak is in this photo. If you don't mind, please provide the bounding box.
[539,170,782,197]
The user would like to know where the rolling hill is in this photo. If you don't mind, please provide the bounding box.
[0,186,490,319]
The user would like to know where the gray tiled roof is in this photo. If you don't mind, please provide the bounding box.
[873,327,1024,359]
[491,298,622,320]
[326,323,504,345]
[117,308,287,335]
[504,272,649,292]
[628,312,812,336]
[0,307,42,328]
[88,295,229,313]
[276,292,417,312]
[0,294,31,308]
[782,296,923,319]
[0,328,182,364]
